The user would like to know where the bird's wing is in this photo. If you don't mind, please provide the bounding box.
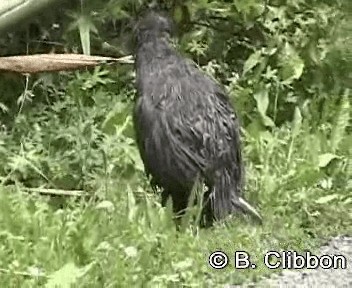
[162,79,243,183]
[133,96,158,188]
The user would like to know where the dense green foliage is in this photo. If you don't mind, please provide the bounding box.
[0,0,350,286]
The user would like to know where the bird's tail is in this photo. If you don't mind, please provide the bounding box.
[231,197,262,224]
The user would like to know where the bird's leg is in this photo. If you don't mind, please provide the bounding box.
[161,190,170,207]
[171,192,189,217]
[200,192,215,227]
[161,190,188,229]
[161,190,188,216]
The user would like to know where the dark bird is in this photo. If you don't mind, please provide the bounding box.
[133,10,262,225]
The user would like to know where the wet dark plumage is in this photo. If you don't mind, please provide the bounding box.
[133,11,261,225]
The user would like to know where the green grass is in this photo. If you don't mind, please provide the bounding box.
[0,121,350,287]
[0,0,350,286]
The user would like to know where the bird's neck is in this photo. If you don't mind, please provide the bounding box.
[136,35,173,65]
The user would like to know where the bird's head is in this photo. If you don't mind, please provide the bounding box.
[135,10,174,42]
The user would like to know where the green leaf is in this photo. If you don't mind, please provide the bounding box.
[172,258,193,270]
[292,106,302,137]
[77,15,97,55]
[315,194,339,204]
[124,246,138,258]
[102,102,132,135]
[330,90,351,152]
[253,88,275,127]
[127,148,145,172]
[253,89,269,116]
[96,200,115,212]
[173,4,190,25]
[45,262,94,288]
[243,50,262,75]
[318,153,339,168]
[261,115,275,127]
[279,43,305,84]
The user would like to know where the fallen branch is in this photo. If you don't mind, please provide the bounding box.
[0,53,134,74]
[0,267,46,278]
[22,187,87,197]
